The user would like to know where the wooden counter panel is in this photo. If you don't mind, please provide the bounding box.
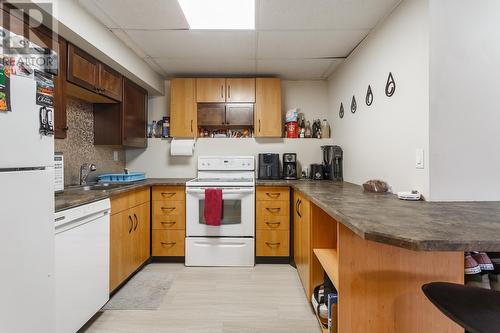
[337,223,464,333]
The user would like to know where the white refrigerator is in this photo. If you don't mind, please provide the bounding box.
[0,70,55,332]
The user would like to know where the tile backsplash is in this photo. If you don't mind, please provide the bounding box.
[55,98,125,186]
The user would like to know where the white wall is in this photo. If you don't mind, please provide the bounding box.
[126,138,333,178]
[281,80,331,125]
[46,0,164,94]
[327,0,430,197]
[428,0,500,201]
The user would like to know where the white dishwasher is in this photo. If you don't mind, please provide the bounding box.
[54,199,110,333]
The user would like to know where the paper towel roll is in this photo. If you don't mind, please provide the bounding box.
[170,139,195,156]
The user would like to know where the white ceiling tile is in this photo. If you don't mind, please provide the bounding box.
[257,59,342,80]
[155,58,256,77]
[125,30,256,59]
[258,0,401,30]
[90,0,189,29]
[257,30,368,59]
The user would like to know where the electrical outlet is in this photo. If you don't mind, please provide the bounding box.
[113,150,119,161]
[416,149,424,169]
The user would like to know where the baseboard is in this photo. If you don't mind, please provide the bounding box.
[256,256,291,264]
[152,256,185,263]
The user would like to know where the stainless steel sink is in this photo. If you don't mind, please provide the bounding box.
[81,183,125,191]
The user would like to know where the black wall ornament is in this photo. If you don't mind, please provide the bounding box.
[366,85,373,106]
[339,103,344,119]
[351,96,357,113]
[385,72,396,97]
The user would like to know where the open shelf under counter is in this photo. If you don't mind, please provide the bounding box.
[313,248,339,288]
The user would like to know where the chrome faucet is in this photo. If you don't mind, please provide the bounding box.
[79,163,97,185]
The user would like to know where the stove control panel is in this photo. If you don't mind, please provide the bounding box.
[198,156,255,171]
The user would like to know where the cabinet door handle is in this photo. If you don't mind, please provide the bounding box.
[266,192,280,199]
[161,241,176,246]
[228,85,231,99]
[221,85,224,99]
[265,221,281,228]
[161,221,176,225]
[297,199,302,218]
[191,119,193,133]
[62,126,69,131]
[128,215,133,233]
[133,213,138,231]
[161,192,176,198]
[266,207,281,213]
[161,207,176,212]
[265,242,281,247]
[259,119,261,133]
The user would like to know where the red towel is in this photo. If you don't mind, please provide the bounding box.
[204,188,222,226]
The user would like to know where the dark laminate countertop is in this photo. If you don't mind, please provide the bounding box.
[257,179,500,252]
[55,178,191,213]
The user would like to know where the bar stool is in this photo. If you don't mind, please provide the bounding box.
[422,282,500,333]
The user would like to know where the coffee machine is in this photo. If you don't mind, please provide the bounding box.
[258,153,280,180]
[322,145,343,181]
[282,153,298,180]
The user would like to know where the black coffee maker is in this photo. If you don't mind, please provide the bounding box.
[282,153,298,180]
[258,153,280,180]
[321,145,343,181]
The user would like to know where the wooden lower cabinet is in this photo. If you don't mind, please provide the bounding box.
[109,188,151,292]
[292,191,463,333]
[152,185,186,257]
[256,230,289,256]
[293,190,311,298]
[152,230,185,256]
[256,186,290,259]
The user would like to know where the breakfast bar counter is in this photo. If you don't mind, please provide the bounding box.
[257,179,500,251]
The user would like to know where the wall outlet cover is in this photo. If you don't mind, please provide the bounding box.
[416,149,424,169]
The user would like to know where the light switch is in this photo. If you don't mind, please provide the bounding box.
[416,149,424,169]
[113,150,119,161]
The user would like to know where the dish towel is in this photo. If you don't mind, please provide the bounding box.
[204,188,222,226]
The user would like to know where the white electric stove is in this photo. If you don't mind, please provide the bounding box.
[185,156,255,267]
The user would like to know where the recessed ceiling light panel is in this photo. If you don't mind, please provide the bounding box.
[177,0,255,30]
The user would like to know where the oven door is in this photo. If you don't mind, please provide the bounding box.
[186,187,255,237]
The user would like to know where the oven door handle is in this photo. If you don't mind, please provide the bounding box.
[186,188,254,194]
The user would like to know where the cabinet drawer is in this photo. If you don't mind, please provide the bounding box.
[256,214,289,231]
[111,187,150,214]
[152,200,185,218]
[256,187,290,201]
[152,186,185,201]
[130,187,150,207]
[256,230,290,257]
[256,200,289,218]
[152,214,185,230]
[152,230,185,256]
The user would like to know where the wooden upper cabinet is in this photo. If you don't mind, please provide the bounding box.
[196,78,226,103]
[170,78,197,138]
[94,78,148,147]
[67,43,121,103]
[254,78,282,137]
[122,78,148,147]
[98,63,122,102]
[226,78,255,102]
[67,43,99,92]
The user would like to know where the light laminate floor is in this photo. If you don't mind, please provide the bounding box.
[81,263,321,333]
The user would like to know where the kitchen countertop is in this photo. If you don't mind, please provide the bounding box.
[257,179,500,252]
[55,178,191,213]
[57,177,500,252]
